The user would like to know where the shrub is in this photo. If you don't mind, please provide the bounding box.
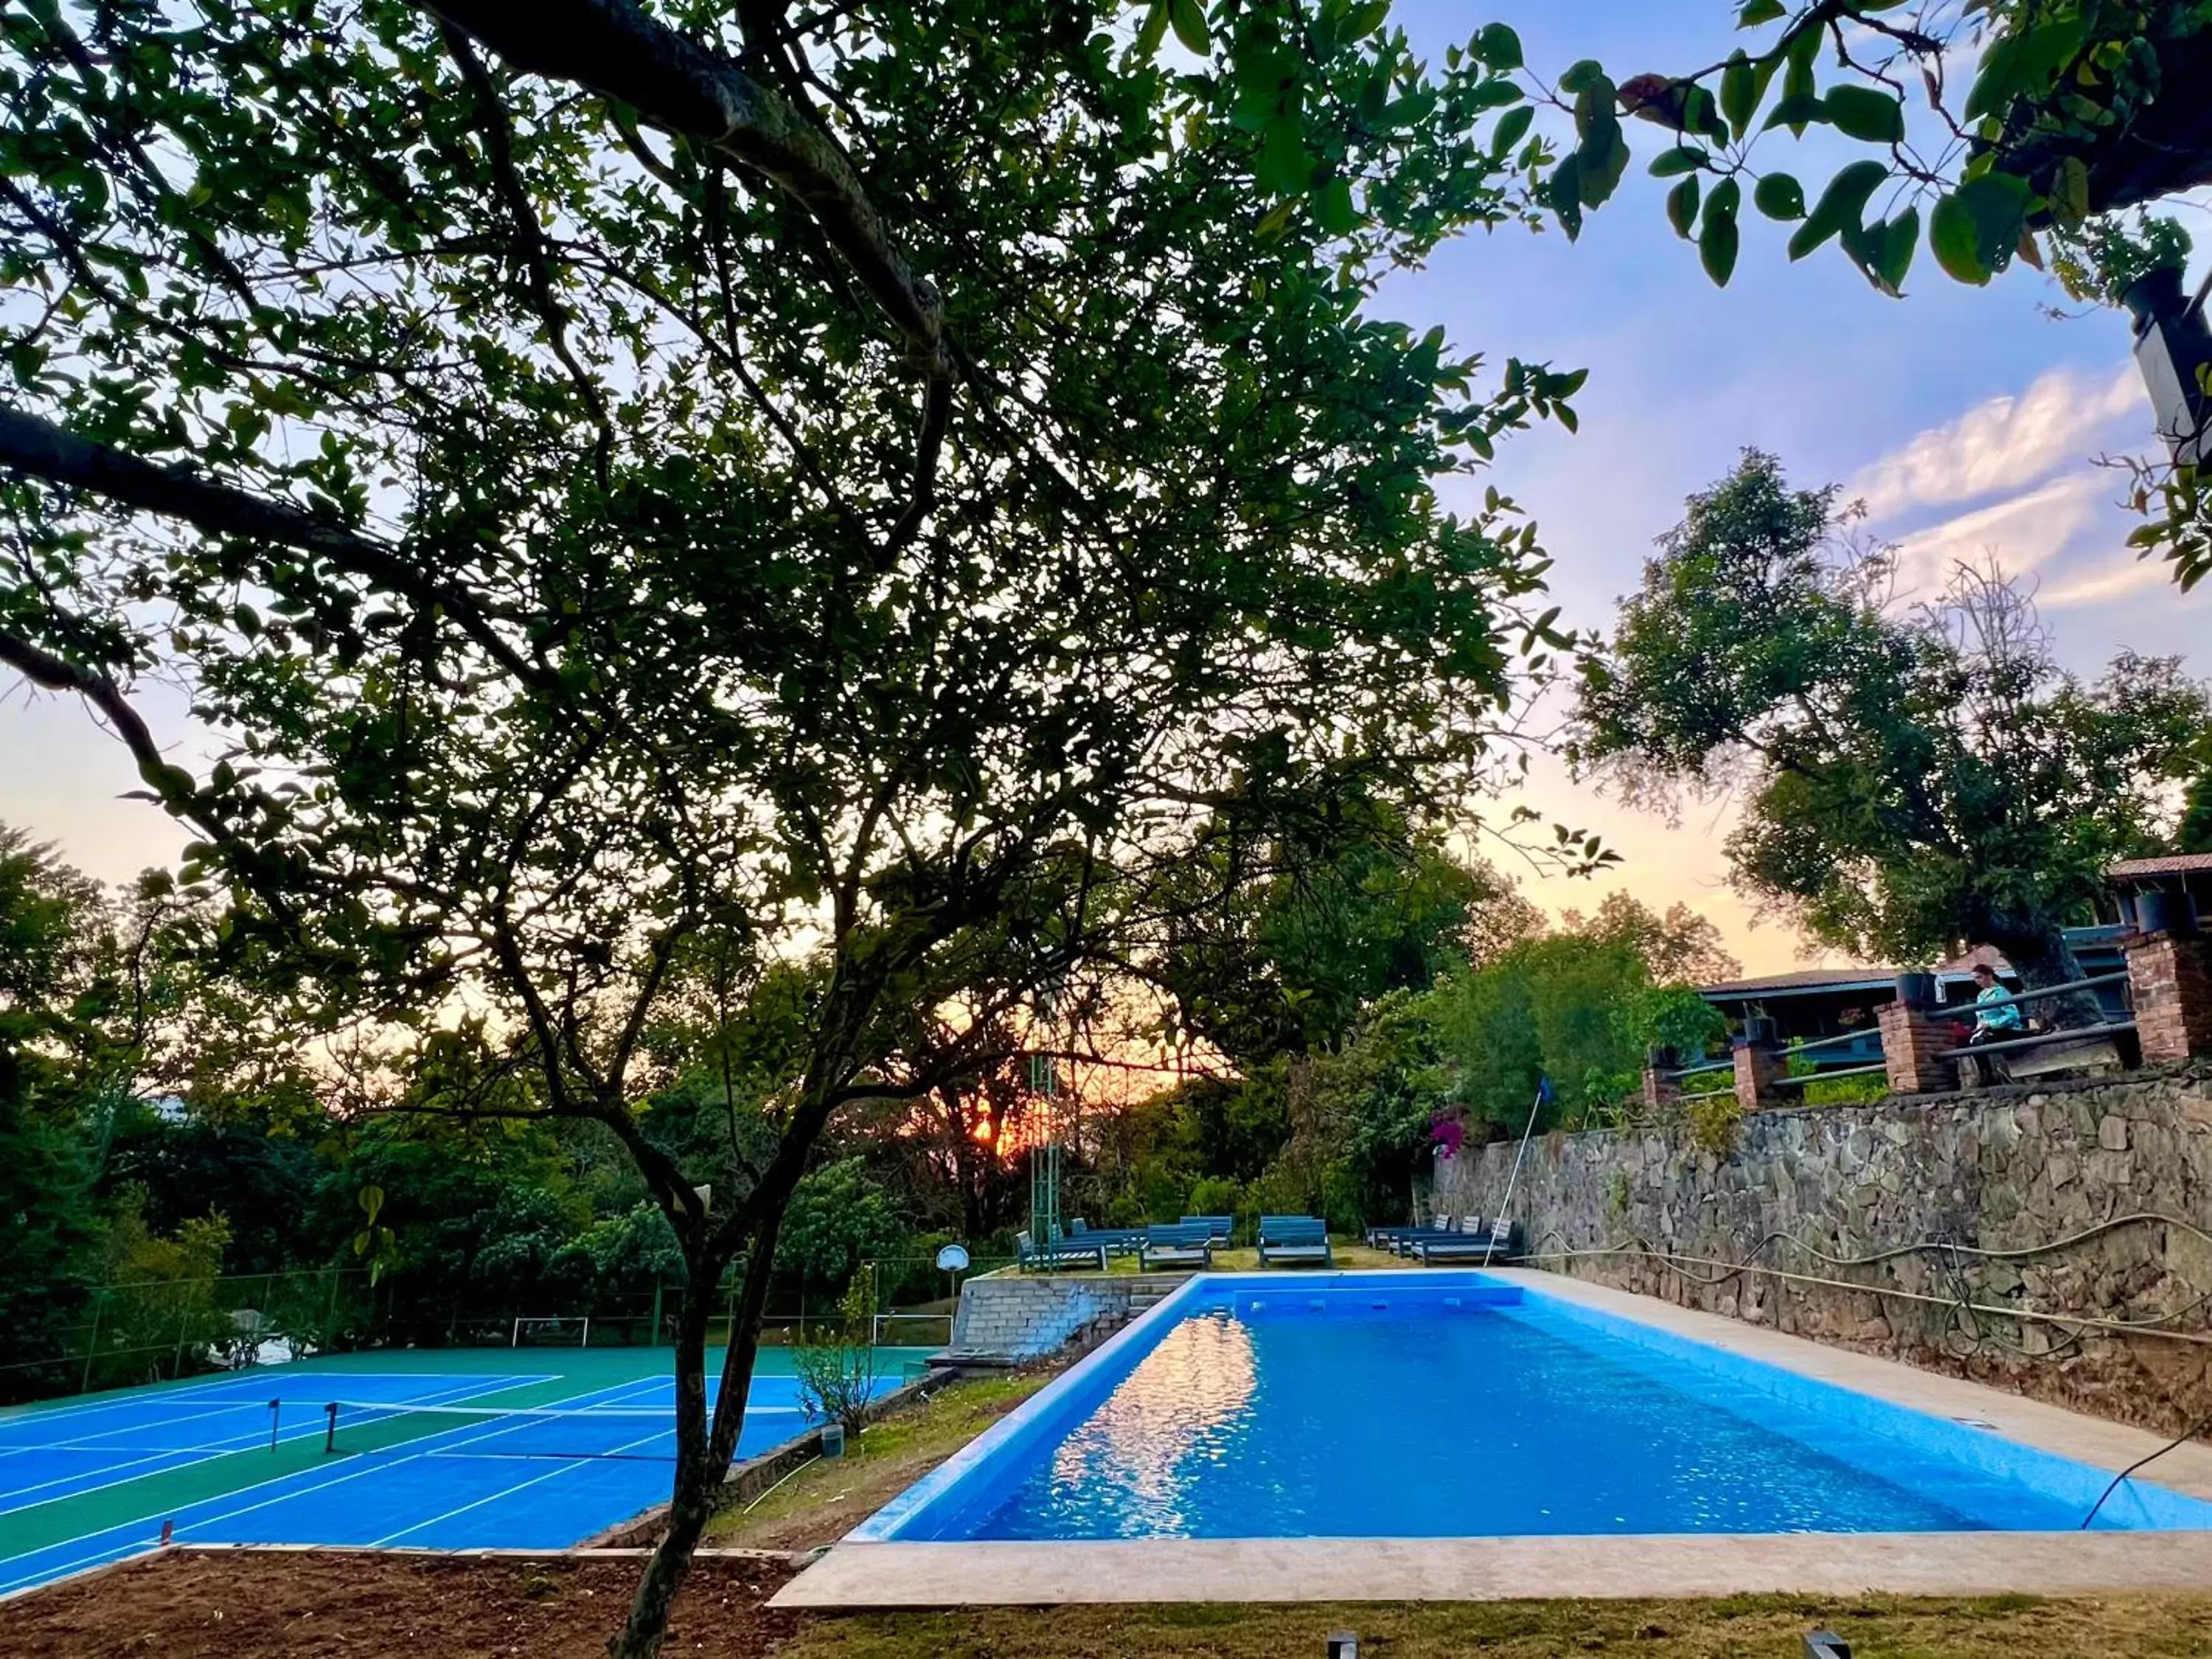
[790,1267,878,1437]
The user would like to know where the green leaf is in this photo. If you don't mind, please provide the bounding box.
[1678,85,1729,143]
[1169,0,1207,55]
[1789,158,1889,261]
[1737,0,1786,24]
[1257,116,1312,195]
[1549,154,1584,240]
[1760,90,1827,132]
[1699,175,1741,286]
[1465,77,1524,112]
[1558,59,1604,95]
[1314,175,1357,234]
[1666,173,1700,239]
[2055,155,2090,229]
[1345,1,1391,40]
[1475,22,1523,72]
[1491,104,1534,156]
[1648,146,1706,178]
[1752,171,1804,220]
[1928,174,2028,285]
[1135,1,1170,58]
[1873,204,1919,293]
[1719,51,1756,140]
[1823,85,1905,144]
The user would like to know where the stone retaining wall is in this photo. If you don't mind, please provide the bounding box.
[1434,1063,2212,1439]
[948,1273,1185,1360]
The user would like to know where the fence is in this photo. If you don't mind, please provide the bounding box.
[1,1253,1012,1405]
[0,1266,378,1403]
[1641,905,2212,1119]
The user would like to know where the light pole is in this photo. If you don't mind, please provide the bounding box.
[2126,265,2211,468]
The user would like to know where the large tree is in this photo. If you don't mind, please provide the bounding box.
[1571,449,2211,1022]
[0,4,1594,1649]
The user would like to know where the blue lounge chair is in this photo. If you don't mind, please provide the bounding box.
[1069,1218,1145,1258]
[1380,1214,1476,1257]
[1256,1215,1333,1267]
[1140,1222,1214,1270]
[1416,1216,1522,1265]
[1016,1229,1107,1273]
[1181,1214,1234,1248]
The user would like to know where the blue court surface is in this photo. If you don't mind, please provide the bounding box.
[0,1347,922,1596]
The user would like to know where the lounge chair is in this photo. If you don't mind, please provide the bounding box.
[1416,1216,1522,1265]
[1015,1229,1107,1273]
[1140,1222,1214,1270]
[1383,1215,1477,1257]
[1256,1214,1333,1267]
[1181,1214,1234,1248]
[1069,1219,1145,1258]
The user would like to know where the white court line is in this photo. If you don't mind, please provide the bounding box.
[371,1418,678,1546]
[370,1388,816,1546]
[0,1377,561,1518]
[0,1371,557,1440]
[147,1376,676,1543]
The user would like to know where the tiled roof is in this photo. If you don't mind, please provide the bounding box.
[2109,853,2212,879]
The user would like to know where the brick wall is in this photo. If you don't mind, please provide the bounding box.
[948,1273,1186,1360]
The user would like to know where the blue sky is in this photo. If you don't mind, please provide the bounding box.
[2,1,2205,973]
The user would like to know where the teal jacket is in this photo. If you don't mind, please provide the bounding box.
[1974,983,2023,1032]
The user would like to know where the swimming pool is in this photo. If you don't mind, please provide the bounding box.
[860,1272,2212,1543]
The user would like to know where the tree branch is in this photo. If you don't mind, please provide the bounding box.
[424,0,956,384]
[0,406,554,694]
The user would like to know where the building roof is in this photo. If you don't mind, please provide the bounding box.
[2109,853,2212,880]
[1701,961,1992,1001]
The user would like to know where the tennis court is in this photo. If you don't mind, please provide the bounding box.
[0,1344,926,1597]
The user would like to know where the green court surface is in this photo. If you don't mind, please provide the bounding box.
[1,1344,931,1596]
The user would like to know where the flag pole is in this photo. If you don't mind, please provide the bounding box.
[1483,1077,1549,1268]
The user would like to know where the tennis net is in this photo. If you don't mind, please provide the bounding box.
[317,1398,803,1461]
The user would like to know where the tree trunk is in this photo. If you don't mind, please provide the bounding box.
[608,1213,785,1659]
[1985,922,2101,1032]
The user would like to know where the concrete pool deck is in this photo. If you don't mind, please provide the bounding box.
[773,1270,2212,1608]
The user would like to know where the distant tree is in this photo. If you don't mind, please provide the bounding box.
[0,829,117,1398]
[1152,786,1509,1068]
[1571,451,2211,1024]
[2180,768,2212,855]
[1560,892,1743,986]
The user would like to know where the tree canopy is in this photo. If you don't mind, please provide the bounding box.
[0,3,1602,1649]
[1517,1,2212,588]
[1571,449,2211,1017]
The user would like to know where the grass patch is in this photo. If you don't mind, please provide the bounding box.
[705,1371,1055,1550]
[782,1593,2212,1658]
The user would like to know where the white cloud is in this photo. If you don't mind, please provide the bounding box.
[2037,552,2174,609]
[1885,469,2111,594]
[1849,364,2146,522]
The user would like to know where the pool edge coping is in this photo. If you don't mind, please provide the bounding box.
[769,1530,2212,1607]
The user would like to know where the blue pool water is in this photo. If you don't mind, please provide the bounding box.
[863,1274,2212,1542]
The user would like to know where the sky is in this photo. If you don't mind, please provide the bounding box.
[1,2,2207,978]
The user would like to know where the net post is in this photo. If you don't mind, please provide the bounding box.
[269,1398,281,1453]
[324,1400,338,1455]
[80,1291,103,1395]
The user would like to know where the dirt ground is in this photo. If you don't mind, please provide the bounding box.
[18,1550,2212,1659]
[11,1548,799,1659]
